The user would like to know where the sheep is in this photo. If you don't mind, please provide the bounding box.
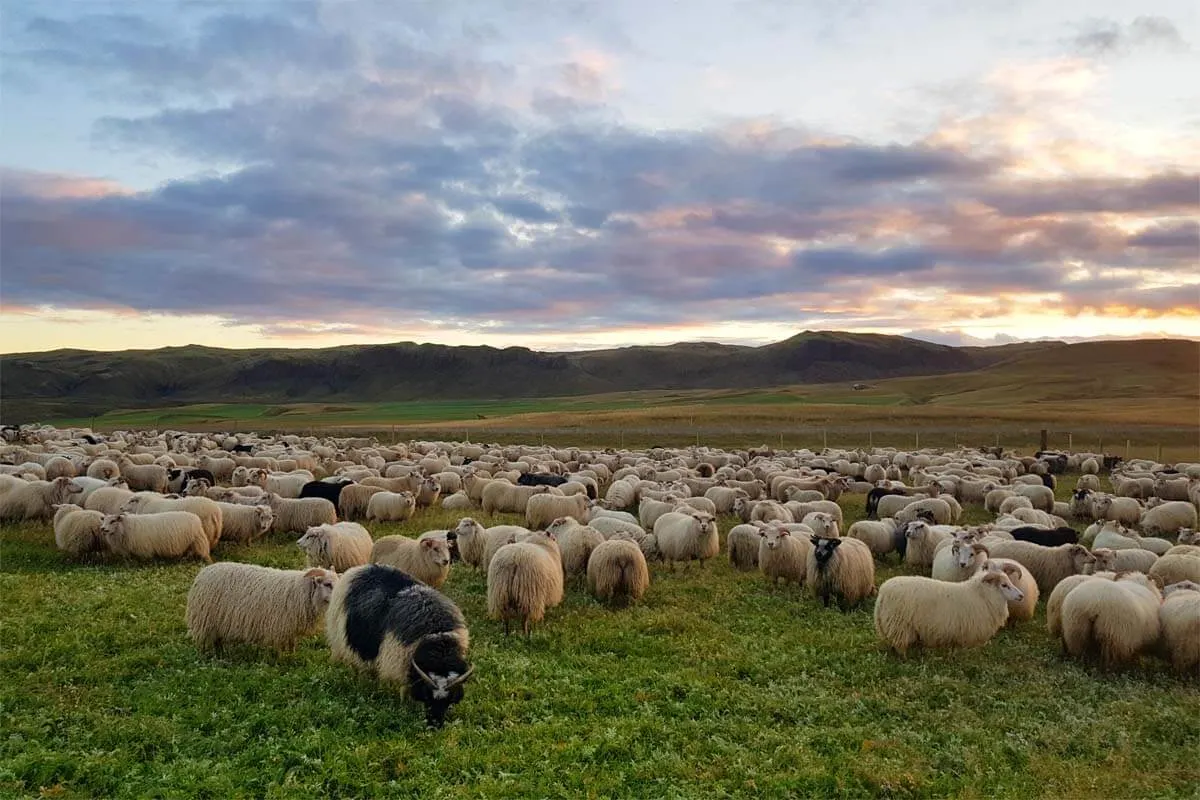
[1061,572,1162,668]
[587,537,650,604]
[441,492,473,511]
[727,523,762,571]
[67,475,117,503]
[298,479,352,506]
[449,518,487,569]
[978,540,1096,595]
[116,458,168,493]
[984,488,1016,513]
[1136,536,1173,557]
[213,501,274,544]
[847,518,900,558]
[801,511,840,538]
[1091,547,1158,574]
[1139,501,1198,538]
[297,522,373,573]
[1076,474,1101,492]
[326,564,472,727]
[1009,525,1078,547]
[86,458,121,480]
[52,504,105,559]
[267,494,338,535]
[1046,572,1116,641]
[186,563,337,652]
[807,535,876,610]
[587,515,646,539]
[414,476,442,508]
[1148,553,1200,588]
[784,499,844,527]
[100,511,211,563]
[481,525,533,573]
[931,541,990,583]
[487,530,564,637]
[337,484,385,520]
[999,496,1034,515]
[749,500,794,524]
[704,485,748,513]
[653,510,719,570]
[1159,582,1200,674]
[366,490,417,523]
[370,535,451,589]
[1180,529,1200,546]
[1013,484,1055,512]
[874,569,1023,656]
[527,493,589,531]
[902,520,955,569]
[83,485,136,516]
[1011,508,1066,528]
[639,496,682,530]
[1094,524,1142,551]
[1093,495,1143,527]
[122,494,223,548]
[1080,457,1099,475]
[481,482,554,515]
[985,559,1040,623]
[546,516,605,578]
[677,496,717,516]
[758,524,813,586]
[892,498,954,526]
[0,477,83,521]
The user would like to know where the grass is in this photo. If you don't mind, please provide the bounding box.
[2,472,1198,798]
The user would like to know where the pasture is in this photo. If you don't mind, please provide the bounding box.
[3,466,1198,799]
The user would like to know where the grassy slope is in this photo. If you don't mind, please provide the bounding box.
[2,475,1198,799]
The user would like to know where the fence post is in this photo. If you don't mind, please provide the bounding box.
[822,428,828,450]
[915,430,920,450]
[1039,429,1048,452]
[995,433,1000,448]
[869,430,873,448]
[1125,439,1131,460]
[1099,436,1104,454]
[1157,443,1163,463]
[1068,432,1073,452]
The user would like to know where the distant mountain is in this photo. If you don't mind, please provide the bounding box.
[0,330,1161,422]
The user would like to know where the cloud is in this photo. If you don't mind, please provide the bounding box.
[1066,16,1190,58]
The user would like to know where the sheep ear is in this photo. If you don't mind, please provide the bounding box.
[421,538,436,548]
[303,568,326,579]
[827,538,843,549]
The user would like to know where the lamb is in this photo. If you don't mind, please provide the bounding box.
[586,537,650,604]
[186,563,337,652]
[213,501,274,544]
[758,524,813,587]
[806,535,876,610]
[546,516,605,578]
[100,511,211,563]
[487,530,564,637]
[1093,495,1143,527]
[902,520,955,569]
[527,493,589,531]
[1148,552,1200,588]
[727,523,762,571]
[267,494,338,535]
[1158,582,1200,674]
[326,564,473,727]
[977,540,1096,595]
[337,484,385,520]
[985,559,1040,623]
[86,458,121,480]
[653,509,720,569]
[52,504,106,559]
[1046,572,1116,641]
[874,569,1024,656]
[122,494,223,548]
[1061,572,1162,668]
[371,535,452,589]
[116,458,168,493]
[847,518,901,557]
[366,491,417,523]
[931,541,990,583]
[1090,547,1158,574]
[0,476,83,521]
[1139,501,1198,538]
[297,522,373,572]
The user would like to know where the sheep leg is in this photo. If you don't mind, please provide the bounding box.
[503,619,510,637]
[821,589,831,608]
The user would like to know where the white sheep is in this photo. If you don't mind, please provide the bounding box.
[371,535,451,589]
[213,501,274,544]
[985,559,1039,623]
[1159,582,1200,674]
[1014,484,1055,512]
[806,535,875,610]
[83,485,136,516]
[527,493,589,531]
[297,522,373,572]
[1046,572,1116,641]
[366,490,416,523]
[1139,501,1198,538]
[998,495,1034,515]
[800,511,840,538]
[116,457,169,493]
[587,515,647,539]
[481,482,554,514]
[977,540,1096,595]
[639,496,683,530]
[86,458,121,480]
[1093,523,1143,551]
[874,569,1024,656]
[931,541,990,583]
[586,537,650,604]
[487,530,564,636]
[546,516,605,578]
[100,511,211,563]
[338,483,385,520]
[847,518,900,557]
[758,524,812,587]
[1093,495,1143,527]
[1076,474,1101,492]
[1148,552,1200,588]
[903,521,955,569]
[186,563,337,651]
[653,509,719,570]
[727,523,762,571]
[122,494,223,548]
[52,504,106,559]
[450,517,487,569]
[1061,572,1162,668]
[1090,547,1158,574]
[441,492,473,511]
[267,494,338,535]
[0,476,83,521]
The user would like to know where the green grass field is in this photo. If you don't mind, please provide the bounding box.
[3,474,1198,798]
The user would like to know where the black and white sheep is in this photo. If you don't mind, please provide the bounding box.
[806,535,875,610]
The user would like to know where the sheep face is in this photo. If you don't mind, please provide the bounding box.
[953,542,975,568]
[255,506,275,535]
[410,658,473,728]
[759,527,789,550]
[1089,548,1116,572]
[691,512,716,535]
[421,538,451,567]
[53,477,85,502]
[983,569,1024,602]
[1068,544,1096,574]
[453,518,484,538]
[304,568,337,605]
[1178,529,1198,545]
[811,535,841,567]
[904,521,931,541]
[297,528,329,560]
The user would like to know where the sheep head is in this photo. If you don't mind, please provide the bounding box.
[981,569,1024,602]
[811,535,841,567]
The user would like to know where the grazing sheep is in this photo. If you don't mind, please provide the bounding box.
[86,458,121,481]
[1148,552,1200,588]
[1093,495,1143,527]
[1061,573,1162,668]
[932,541,990,583]
[213,501,274,544]
[338,483,385,521]
[297,522,373,572]
[1159,582,1200,674]
[654,510,719,570]
[122,494,223,548]
[978,540,1096,595]
[481,482,554,515]
[1139,501,1198,538]
[1047,572,1116,641]
[487,530,564,637]
[52,504,105,559]
[985,559,1040,623]
[1091,547,1158,574]
[546,517,605,579]
[100,511,211,563]
[441,492,473,511]
[847,518,901,558]
[366,491,417,523]
[587,537,650,604]
[727,523,762,571]
[0,477,83,521]
[187,563,337,652]
[326,564,472,727]
[874,570,1024,656]
[758,524,813,587]
[371,535,451,589]
[527,493,590,531]
[807,535,875,610]
[267,495,338,535]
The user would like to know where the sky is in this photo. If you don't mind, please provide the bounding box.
[1,0,1197,354]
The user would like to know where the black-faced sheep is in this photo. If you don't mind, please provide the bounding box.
[806,535,875,610]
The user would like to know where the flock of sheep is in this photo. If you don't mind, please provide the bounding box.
[3,424,1198,726]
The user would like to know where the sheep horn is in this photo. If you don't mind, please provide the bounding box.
[447,666,474,687]
[412,662,436,687]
